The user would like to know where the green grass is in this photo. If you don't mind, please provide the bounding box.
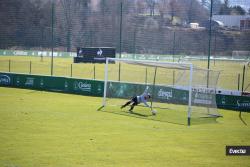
[0,87,250,167]
[0,56,249,91]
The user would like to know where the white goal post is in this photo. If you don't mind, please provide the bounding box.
[102,58,221,126]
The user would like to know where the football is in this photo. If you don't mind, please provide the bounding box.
[152,109,157,115]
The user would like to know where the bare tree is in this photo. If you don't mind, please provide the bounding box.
[146,0,157,16]
[60,0,73,52]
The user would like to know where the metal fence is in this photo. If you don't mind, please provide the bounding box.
[1,1,250,56]
[0,0,249,91]
[0,59,102,80]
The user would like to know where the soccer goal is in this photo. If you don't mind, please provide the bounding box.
[101,58,221,126]
[232,51,250,60]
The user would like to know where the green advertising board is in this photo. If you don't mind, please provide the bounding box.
[0,49,76,57]
[107,81,189,105]
[0,72,249,111]
[0,72,104,97]
[216,94,250,111]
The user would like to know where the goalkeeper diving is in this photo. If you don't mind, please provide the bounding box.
[121,86,157,115]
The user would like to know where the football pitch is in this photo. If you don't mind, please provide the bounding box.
[0,87,249,167]
[0,56,249,91]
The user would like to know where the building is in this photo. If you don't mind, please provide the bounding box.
[213,15,250,30]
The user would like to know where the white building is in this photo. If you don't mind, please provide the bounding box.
[213,15,250,30]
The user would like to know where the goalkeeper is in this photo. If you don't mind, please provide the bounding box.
[121,86,152,112]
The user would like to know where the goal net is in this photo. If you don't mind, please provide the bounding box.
[232,51,250,60]
[101,58,221,125]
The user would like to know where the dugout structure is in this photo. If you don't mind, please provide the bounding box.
[102,58,221,126]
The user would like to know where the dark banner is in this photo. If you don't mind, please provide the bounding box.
[226,146,250,156]
[217,94,250,111]
[74,47,115,63]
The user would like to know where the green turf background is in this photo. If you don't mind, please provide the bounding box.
[0,56,249,91]
[0,87,249,167]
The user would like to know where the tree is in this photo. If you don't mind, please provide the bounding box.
[201,0,209,8]
[185,0,208,24]
[212,0,223,14]
[146,0,157,16]
[219,0,246,15]
[60,0,73,52]
[231,6,246,15]
[169,0,179,24]
[219,0,230,15]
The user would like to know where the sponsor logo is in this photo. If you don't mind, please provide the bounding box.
[64,81,68,90]
[97,48,103,56]
[16,77,20,85]
[25,77,34,86]
[237,100,250,107]
[192,87,216,94]
[97,84,102,93]
[40,79,44,87]
[226,146,250,156]
[158,89,172,100]
[65,81,68,88]
[0,75,11,85]
[13,50,28,56]
[194,92,213,105]
[221,96,226,105]
[74,81,91,92]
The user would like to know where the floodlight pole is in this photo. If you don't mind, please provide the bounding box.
[207,0,213,70]
[188,64,193,126]
[172,30,176,62]
[51,1,55,76]
[118,2,123,81]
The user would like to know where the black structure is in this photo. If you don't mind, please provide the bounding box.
[74,47,116,63]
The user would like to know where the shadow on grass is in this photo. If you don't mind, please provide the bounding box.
[190,117,219,125]
[97,106,221,126]
[97,106,186,126]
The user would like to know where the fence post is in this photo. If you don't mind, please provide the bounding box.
[8,59,11,72]
[238,73,240,91]
[29,61,32,74]
[70,64,73,77]
[93,64,96,80]
[173,70,175,86]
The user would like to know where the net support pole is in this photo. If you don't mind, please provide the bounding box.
[188,64,193,126]
[102,58,109,107]
[151,67,157,110]
[242,65,245,92]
